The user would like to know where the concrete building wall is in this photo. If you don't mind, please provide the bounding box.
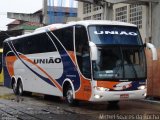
[152,2,160,48]
[78,2,104,20]
[77,1,160,47]
[8,12,41,23]
[113,3,148,43]
[78,2,148,43]
[77,2,83,19]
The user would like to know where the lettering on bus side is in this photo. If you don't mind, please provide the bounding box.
[94,31,138,36]
[34,57,62,64]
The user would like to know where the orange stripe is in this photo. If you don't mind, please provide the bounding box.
[67,51,76,64]
[5,56,17,77]
[67,51,92,100]
[75,75,92,101]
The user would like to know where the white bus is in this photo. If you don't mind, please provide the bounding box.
[3,20,155,105]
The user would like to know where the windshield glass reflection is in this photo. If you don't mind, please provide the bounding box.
[92,46,146,80]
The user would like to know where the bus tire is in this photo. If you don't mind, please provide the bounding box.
[66,86,78,106]
[17,80,24,96]
[12,81,18,95]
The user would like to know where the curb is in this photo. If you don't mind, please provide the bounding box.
[141,99,160,104]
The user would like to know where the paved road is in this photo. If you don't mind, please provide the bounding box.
[0,86,160,120]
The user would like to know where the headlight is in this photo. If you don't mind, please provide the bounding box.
[94,86,110,91]
[94,94,102,99]
[138,85,146,90]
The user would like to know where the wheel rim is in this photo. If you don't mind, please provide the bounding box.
[66,90,73,103]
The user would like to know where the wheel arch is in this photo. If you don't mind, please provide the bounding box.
[16,76,25,89]
[11,76,16,88]
[17,76,22,85]
[62,78,75,99]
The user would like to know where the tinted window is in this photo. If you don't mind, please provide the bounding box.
[75,25,91,79]
[52,27,74,51]
[93,46,146,80]
[12,33,56,55]
[12,38,26,54]
[3,42,11,56]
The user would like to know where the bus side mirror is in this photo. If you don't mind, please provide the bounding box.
[146,43,158,60]
[89,42,98,61]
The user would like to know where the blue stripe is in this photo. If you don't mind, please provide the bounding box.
[47,32,81,91]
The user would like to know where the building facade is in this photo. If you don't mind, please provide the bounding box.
[151,2,160,48]
[7,6,77,34]
[77,2,147,42]
[7,20,43,34]
[78,2,104,20]
[113,3,148,43]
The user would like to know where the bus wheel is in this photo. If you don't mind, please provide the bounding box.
[66,86,78,106]
[12,82,18,95]
[17,81,24,96]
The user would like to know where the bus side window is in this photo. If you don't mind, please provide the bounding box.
[75,25,91,79]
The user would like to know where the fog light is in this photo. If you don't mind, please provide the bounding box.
[94,94,101,99]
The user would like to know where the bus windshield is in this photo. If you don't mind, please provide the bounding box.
[88,25,143,45]
[88,25,146,80]
[92,46,146,80]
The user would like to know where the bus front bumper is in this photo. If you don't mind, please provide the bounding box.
[90,89,146,102]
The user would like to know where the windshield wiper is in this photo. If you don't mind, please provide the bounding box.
[128,63,138,78]
[113,46,125,78]
[113,59,124,78]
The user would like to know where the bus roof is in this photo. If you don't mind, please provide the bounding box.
[46,20,137,31]
[68,20,137,27]
[4,20,137,42]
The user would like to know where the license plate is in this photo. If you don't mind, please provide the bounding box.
[120,94,129,99]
